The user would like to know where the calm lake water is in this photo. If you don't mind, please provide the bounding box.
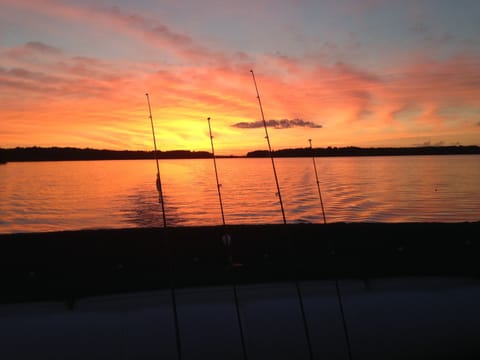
[0,155,479,234]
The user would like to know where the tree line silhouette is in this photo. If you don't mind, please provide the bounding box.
[247,145,480,158]
[0,145,479,162]
[0,147,211,162]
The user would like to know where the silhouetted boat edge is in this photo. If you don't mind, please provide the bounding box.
[1,222,479,301]
[1,222,480,359]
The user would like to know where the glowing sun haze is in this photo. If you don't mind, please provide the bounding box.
[1,0,479,155]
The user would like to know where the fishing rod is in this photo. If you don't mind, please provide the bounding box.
[146,93,167,227]
[207,117,248,360]
[308,139,327,224]
[307,141,352,359]
[146,93,182,360]
[207,117,226,227]
[250,70,315,359]
[207,117,240,263]
[249,70,287,224]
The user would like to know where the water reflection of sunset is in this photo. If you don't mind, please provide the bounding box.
[1,156,479,234]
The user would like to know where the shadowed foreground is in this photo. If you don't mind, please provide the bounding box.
[1,222,479,300]
[1,222,480,359]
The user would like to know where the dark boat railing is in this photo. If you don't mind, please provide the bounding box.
[1,222,478,303]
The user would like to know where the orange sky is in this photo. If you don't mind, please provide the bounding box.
[1,0,479,155]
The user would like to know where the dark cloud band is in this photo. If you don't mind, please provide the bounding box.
[232,118,322,129]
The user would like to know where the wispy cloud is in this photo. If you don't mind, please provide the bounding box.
[232,118,322,129]
[0,44,129,100]
[4,0,223,64]
[3,41,62,59]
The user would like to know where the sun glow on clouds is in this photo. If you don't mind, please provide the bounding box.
[1,0,480,154]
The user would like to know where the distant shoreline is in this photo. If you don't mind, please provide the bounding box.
[0,145,479,162]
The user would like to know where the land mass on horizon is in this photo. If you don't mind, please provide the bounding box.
[0,145,479,162]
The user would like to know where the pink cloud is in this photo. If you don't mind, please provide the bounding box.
[1,0,479,150]
[3,41,62,59]
[4,0,223,64]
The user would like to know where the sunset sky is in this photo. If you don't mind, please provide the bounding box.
[1,0,479,155]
